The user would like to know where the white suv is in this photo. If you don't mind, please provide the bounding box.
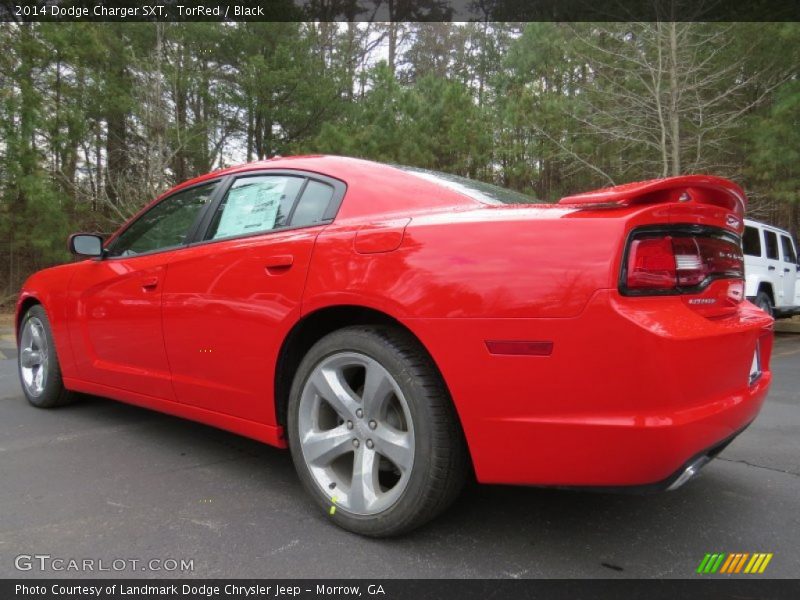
[743,218,800,318]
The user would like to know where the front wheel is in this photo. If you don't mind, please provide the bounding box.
[18,305,75,408]
[287,325,468,537]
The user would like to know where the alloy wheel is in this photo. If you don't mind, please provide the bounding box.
[19,317,49,398]
[297,351,415,515]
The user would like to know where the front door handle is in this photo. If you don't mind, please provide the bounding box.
[785,267,792,273]
[768,266,776,271]
[141,276,159,290]
[265,255,294,274]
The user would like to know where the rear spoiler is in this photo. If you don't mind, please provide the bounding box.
[558,175,746,218]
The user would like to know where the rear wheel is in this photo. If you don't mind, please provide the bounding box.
[755,291,774,317]
[287,325,468,537]
[18,305,75,408]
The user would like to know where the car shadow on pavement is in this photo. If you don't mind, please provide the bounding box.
[9,390,789,578]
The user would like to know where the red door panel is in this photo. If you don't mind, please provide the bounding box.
[161,228,322,422]
[67,255,175,400]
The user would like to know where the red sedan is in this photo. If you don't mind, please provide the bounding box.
[16,156,772,536]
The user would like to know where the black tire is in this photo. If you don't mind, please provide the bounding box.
[18,305,76,408]
[755,291,774,317]
[287,325,468,537]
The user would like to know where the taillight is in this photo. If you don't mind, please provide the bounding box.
[623,227,743,294]
[626,238,676,289]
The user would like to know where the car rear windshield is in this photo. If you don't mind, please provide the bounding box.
[398,166,537,205]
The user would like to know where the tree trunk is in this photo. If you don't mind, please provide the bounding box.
[246,104,254,162]
[477,21,488,108]
[388,18,397,77]
[104,49,130,206]
[668,22,681,176]
[173,75,188,181]
[254,110,264,159]
[105,107,126,205]
[94,127,102,212]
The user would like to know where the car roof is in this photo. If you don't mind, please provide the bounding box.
[744,218,792,236]
[160,155,479,221]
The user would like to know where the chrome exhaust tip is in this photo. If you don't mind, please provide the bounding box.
[667,455,711,491]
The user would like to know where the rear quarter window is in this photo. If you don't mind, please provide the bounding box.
[764,230,780,260]
[743,226,762,257]
[781,235,797,263]
[290,180,334,227]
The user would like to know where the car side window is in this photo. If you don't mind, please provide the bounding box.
[780,235,797,263]
[764,230,779,260]
[742,226,761,257]
[205,175,304,240]
[107,183,217,257]
[290,180,335,227]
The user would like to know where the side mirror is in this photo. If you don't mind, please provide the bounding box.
[68,233,105,258]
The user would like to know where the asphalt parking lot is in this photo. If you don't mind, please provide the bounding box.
[0,325,798,579]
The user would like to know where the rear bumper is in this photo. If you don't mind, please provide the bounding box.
[408,289,774,488]
[565,422,751,494]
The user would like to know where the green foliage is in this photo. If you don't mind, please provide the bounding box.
[0,21,799,302]
[313,64,490,177]
[747,80,800,210]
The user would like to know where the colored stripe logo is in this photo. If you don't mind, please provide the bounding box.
[697,553,773,574]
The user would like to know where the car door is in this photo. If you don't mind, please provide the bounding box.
[779,233,798,307]
[161,171,344,423]
[762,229,784,305]
[68,181,220,399]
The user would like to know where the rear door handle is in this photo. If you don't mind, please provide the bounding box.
[768,266,776,271]
[785,268,792,273]
[265,255,294,274]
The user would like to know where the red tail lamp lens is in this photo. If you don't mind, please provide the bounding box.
[626,237,676,289]
[625,232,743,292]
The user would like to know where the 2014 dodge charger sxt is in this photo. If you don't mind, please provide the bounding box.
[16,156,773,536]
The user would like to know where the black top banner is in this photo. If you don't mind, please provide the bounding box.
[1,0,800,22]
[4,579,800,600]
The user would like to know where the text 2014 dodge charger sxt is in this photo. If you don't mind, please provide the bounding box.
[16,156,773,536]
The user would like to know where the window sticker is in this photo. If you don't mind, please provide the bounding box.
[214,180,286,238]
